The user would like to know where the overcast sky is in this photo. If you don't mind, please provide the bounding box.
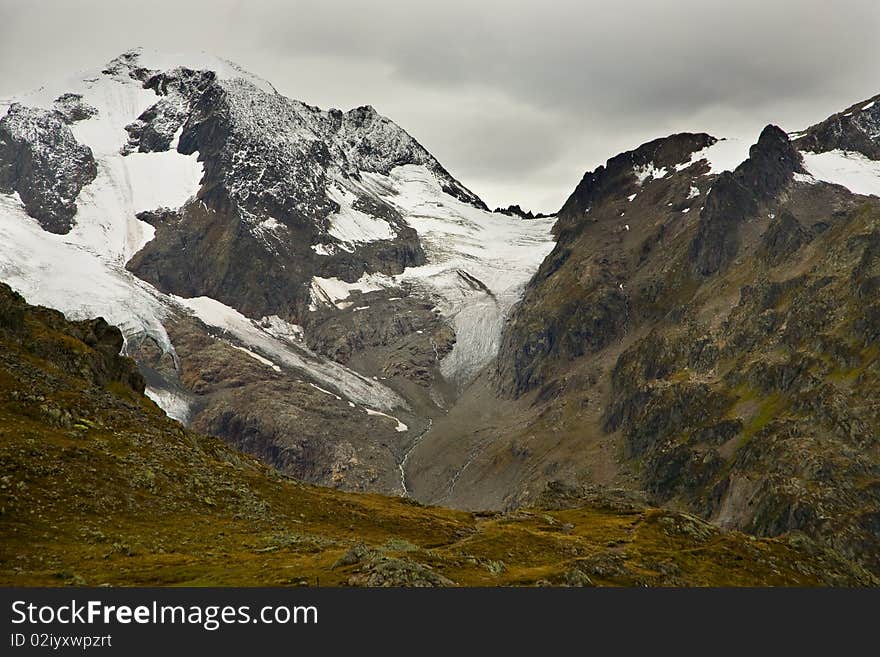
[1,1,878,212]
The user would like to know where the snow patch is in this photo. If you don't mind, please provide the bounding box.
[633,162,668,185]
[309,382,342,400]
[681,138,751,175]
[326,184,395,249]
[800,150,880,197]
[257,315,304,342]
[230,344,281,372]
[365,408,408,432]
[308,272,395,310]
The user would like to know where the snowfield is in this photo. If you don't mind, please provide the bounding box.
[0,192,176,354]
[0,53,205,355]
[799,149,880,197]
[678,137,751,175]
[325,183,396,249]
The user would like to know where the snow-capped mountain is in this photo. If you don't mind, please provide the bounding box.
[0,48,556,493]
[2,46,880,577]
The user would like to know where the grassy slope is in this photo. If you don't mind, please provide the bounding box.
[0,285,874,586]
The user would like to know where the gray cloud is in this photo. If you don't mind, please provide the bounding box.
[1,0,878,211]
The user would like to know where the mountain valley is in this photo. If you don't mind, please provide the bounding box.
[1,50,879,582]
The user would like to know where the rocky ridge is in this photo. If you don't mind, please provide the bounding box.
[415,105,880,574]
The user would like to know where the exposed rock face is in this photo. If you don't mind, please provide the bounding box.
[553,132,715,239]
[130,316,422,494]
[493,204,550,219]
[794,93,880,158]
[123,68,217,154]
[52,93,98,124]
[118,56,482,323]
[691,125,804,275]
[758,211,812,265]
[0,104,97,233]
[303,290,455,387]
[497,132,715,397]
[479,117,880,574]
[600,236,880,571]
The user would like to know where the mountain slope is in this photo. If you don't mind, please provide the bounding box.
[0,282,873,587]
[0,49,555,492]
[405,100,880,574]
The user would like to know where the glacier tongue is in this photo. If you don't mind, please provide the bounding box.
[362,164,557,384]
[306,164,557,385]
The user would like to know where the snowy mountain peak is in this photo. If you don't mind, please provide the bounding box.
[102,47,279,95]
[0,47,560,461]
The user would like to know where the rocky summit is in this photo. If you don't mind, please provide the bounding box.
[1,48,879,584]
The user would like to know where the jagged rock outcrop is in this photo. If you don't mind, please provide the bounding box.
[794,93,880,158]
[497,132,715,397]
[52,93,98,124]
[0,104,97,233]
[691,125,804,275]
[493,204,550,219]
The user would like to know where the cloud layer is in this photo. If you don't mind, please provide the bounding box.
[2,0,878,210]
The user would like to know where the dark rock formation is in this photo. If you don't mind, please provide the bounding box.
[497,132,715,397]
[0,104,97,233]
[691,125,804,275]
[794,93,880,159]
[493,204,551,219]
[52,93,98,124]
